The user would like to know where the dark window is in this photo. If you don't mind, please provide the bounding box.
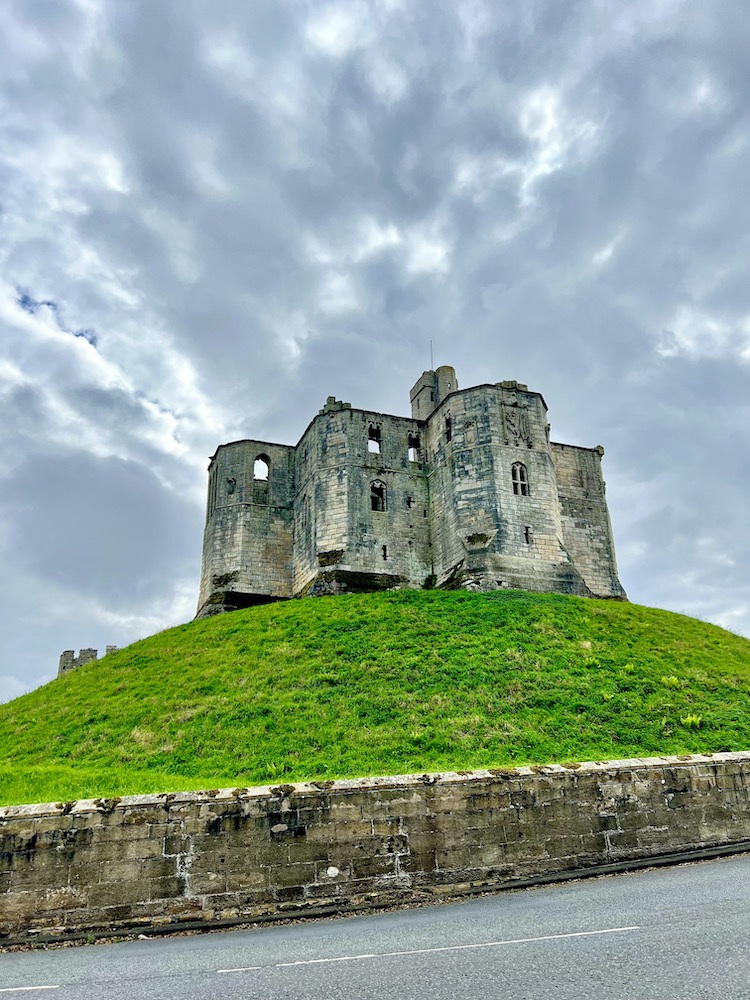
[524,525,534,545]
[370,480,386,512]
[512,463,529,496]
[368,424,381,454]
[208,469,218,517]
[408,432,420,462]
[445,416,452,442]
[406,496,415,508]
[382,545,388,560]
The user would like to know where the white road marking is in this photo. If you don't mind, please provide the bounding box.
[217,924,640,974]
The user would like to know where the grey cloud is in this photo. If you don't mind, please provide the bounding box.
[1,454,199,603]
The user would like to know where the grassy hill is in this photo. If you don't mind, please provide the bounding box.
[1,589,750,807]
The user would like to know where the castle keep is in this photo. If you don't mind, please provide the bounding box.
[197,365,626,617]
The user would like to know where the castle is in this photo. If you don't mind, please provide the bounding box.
[197,365,625,616]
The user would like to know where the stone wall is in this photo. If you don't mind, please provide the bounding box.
[2,752,749,941]
[551,442,626,599]
[58,647,119,677]
[293,403,432,596]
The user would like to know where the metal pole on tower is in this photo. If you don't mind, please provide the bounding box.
[430,339,434,370]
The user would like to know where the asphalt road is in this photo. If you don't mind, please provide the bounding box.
[2,854,750,999]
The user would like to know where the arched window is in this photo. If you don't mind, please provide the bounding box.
[512,462,529,496]
[368,424,382,454]
[370,480,386,512]
[253,454,270,503]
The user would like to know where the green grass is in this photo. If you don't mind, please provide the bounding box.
[1,590,749,807]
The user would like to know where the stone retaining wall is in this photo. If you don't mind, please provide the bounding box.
[2,752,749,941]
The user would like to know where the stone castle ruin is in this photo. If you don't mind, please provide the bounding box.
[197,365,626,617]
[58,646,119,677]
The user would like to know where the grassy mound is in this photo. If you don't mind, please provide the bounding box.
[1,590,749,807]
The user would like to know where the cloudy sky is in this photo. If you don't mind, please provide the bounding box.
[1,0,749,702]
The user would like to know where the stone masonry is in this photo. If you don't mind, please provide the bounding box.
[58,647,118,677]
[197,365,626,616]
[1,753,749,941]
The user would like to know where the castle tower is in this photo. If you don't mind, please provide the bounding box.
[197,439,295,616]
[291,396,432,597]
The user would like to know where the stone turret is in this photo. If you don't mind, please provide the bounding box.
[409,365,458,419]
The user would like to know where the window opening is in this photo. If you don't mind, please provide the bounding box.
[406,496,415,508]
[524,526,534,545]
[445,415,452,442]
[253,455,270,503]
[408,433,420,462]
[512,463,529,496]
[382,545,388,560]
[368,425,382,454]
[370,480,386,512]
[208,469,218,517]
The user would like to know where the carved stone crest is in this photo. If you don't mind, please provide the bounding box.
[502,398,532,448]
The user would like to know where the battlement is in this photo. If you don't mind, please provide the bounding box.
[196,364,626,617]
[318,396,352,414]
[58,646,118,677]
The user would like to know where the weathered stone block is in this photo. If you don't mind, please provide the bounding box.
[89,880,152,908]
[223,869,266,892]
[149,876,188,901]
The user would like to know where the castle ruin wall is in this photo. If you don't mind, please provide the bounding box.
[1,753,748,942]
[551,443,626,599]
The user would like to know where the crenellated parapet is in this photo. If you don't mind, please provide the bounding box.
[57,646,118,677]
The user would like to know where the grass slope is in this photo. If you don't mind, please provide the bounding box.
[1,590,750,807]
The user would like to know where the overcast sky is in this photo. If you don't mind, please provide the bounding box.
[1,0,748,703]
